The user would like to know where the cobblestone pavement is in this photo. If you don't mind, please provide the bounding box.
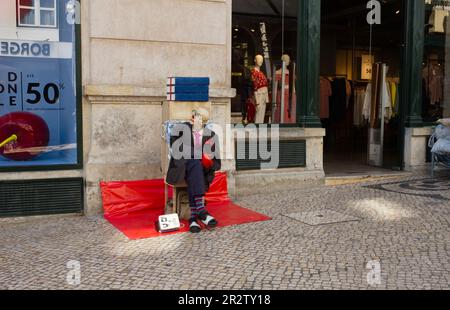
[0,176,449,290]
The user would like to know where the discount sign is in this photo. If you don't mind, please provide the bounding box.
[0,1,79,168]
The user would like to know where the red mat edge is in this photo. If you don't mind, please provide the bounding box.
[100,172,272,240]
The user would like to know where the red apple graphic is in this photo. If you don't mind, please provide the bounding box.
[0,112,50,161]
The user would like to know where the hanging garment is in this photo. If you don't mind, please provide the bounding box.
[251,67,269,124]
[275,69,296,124]
[246,97,257,124]
[345,79,352,108]
[394,83,400,116]
[363,64,393,125]
[423,64,444,105]
[429,7,449,34]
[389,81,398,117]
[251,68,269,92]
[382,80,393,122]
[319,77,332,119]
[330,78,347,122]
[354,88,366,127]
[363,83,372,121]
[254,87,269,124]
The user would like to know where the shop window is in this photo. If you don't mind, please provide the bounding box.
[232,0,298,125]
[17,0,57,28]
[1,1,80,170]
[423,0,449,122]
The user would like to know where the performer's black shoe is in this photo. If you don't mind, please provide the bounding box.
[199,211,218,228]
[189,218,201,233]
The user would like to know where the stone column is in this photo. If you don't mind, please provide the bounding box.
[82,0,235,215]
[401,0,425,128]
[401,0,428,171]
[297,0,322,128]
[444,10,450,118]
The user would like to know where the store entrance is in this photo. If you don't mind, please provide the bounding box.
[321,0,405,175]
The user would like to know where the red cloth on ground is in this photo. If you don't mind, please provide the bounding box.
[100,172,271,240]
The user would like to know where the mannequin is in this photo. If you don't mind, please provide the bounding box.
[251,55,269,124]
[423,54,443,106]
[275,54,296,123]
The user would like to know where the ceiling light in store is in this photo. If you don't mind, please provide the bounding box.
[251,29,255,32]
[395,10,400,14]
[234,28,239,32]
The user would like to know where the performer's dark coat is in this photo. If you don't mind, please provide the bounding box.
[166,122,221,192]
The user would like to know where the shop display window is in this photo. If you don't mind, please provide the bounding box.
[423,0,450,122]
[0,0,80,170]
[232,0,298,125]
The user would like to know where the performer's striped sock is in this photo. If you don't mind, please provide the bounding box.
[189,195,205,221]
[194,196,206,216]
[189,197,197,221]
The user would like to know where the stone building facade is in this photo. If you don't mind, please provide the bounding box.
[0,0,444,217]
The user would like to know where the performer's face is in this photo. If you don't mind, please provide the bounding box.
[193,113,203,131]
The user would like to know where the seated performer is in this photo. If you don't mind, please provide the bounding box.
[166,108,221,233]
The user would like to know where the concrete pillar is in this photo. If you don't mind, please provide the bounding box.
[404,127,433,172]
[297,0,322,128]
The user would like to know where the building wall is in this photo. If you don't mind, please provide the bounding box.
[404,127,433,172]
[0,0,435,218]
[81,0,235,215]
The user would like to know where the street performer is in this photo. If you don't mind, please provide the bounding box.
[166,108,221,233]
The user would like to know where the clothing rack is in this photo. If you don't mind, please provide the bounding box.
[431,2,450,11]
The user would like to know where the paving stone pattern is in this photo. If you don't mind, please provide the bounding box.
[0,176,449,290]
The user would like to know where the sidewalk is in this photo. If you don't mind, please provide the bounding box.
[0,176,449,290]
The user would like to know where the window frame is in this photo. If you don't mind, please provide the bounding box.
[17,0,58,28]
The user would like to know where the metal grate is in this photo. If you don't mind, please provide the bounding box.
[283,210,361,226]
[0,178,84,217]
[236,140,306,171]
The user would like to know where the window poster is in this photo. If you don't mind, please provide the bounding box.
[0,0,79,168]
